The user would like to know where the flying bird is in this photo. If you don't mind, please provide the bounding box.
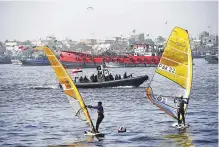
[87,7,94,10]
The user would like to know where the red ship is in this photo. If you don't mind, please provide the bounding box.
[59,43,162,68]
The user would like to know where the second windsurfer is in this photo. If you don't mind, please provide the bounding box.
[87,101,104,133]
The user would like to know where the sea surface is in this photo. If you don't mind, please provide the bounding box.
[0,58,218,147]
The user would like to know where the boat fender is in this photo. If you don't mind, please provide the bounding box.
[83,58,86,62]
[144,58,148,63]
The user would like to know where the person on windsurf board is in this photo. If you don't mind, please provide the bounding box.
[87,101,104,133]
[174,96,188,126]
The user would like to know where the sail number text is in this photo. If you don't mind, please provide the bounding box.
[158,63,176,74]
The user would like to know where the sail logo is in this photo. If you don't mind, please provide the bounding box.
[158,63,176,74]
[156,96,167,104]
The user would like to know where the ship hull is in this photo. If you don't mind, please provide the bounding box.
[59,51,161,69]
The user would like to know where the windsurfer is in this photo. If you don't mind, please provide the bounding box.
[87,101,104,133]
[175,96,188,126]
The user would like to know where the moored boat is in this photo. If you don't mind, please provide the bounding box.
[20,58,50,66]
[11,59,22,65]
[205,54,218,64]
[59,43,161,68]
[0,55,11,64]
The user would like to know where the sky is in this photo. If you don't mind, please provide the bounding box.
[0,0,218,41]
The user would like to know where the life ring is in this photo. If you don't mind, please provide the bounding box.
[137,58,142,63]
[130,58,134,62]
[91,57,95,62]
[151,58,156,63]
[119,58,124,63]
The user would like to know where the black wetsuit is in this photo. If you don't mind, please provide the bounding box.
[91,105,104,132]
[177,99,188,126]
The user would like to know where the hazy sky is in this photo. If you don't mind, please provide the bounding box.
[0,0,218,41]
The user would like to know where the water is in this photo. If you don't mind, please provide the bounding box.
[0,58,218,147]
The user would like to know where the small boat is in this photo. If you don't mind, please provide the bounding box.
[11,59,22,65]
[20,58,50,66]
[0,54,11,64]
[74,65,148,88]
[205,53,218,64]
[75,75,148,88]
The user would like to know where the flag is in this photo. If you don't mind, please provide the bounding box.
[23,47,29,50]
[19,45,23,49]
[132,30,136,34]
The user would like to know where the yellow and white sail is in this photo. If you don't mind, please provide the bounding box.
[146,27,193,120]
[43,46,96,133]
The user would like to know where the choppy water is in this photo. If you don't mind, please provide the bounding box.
[0,58,218,147]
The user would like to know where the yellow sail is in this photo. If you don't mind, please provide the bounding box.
[43,46,96,133]
[146,27,193,120]
[156,27,193,99]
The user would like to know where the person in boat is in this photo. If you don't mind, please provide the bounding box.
[128,73,133,78]
[174,95,188,126]
[79,76,84,83]
[123,72,128,79]
[90,74,95,82]
[118,74,121,79]
[109,73,114,81]
[84,76,89,82]
[115,74,118,80]
[87,101,104,133]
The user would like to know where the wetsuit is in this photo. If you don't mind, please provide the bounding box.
[90,105,104,132]
[177,98,188,126]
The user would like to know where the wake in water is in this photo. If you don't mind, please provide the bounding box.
[0,84,60,91]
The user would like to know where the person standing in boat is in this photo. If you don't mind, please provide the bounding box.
[123,72,128,79]
[174,96,188,126]
[87,101,104,133]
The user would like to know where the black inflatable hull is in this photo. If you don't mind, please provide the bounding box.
[75,75,148,88]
